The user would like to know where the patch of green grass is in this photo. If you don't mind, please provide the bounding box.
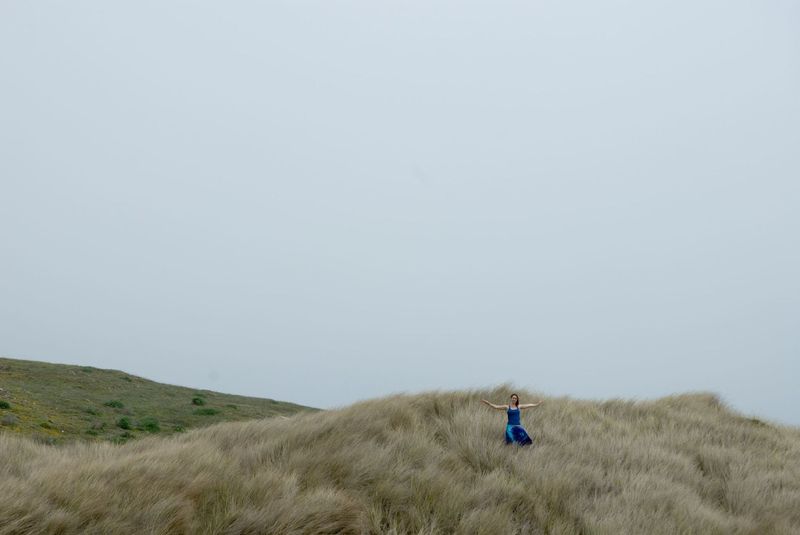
[226,404,238,409]
[39,422,53,429]
[194,408,219,416]
[0,400,10,409]
[117,417,132,430]
[104,400,124,409]
[192,397,206,406]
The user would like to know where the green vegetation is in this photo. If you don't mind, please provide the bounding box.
[116,417,131,430]
[0,356,315,444]
[139,417,160,433]
[191,396,206,406]
[0,386,798,534]
[194,408,219,416]
[112,431,134,444]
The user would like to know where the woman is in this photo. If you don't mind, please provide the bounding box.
[481,393,543,446]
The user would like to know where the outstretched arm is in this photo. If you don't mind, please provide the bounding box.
[519,400,544,409]
[481,399,508,410]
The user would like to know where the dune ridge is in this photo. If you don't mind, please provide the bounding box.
[2,386,799,534]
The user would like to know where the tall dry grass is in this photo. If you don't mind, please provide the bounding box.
[2,385,799,534]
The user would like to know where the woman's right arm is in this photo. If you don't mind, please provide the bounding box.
[481,399,507,410]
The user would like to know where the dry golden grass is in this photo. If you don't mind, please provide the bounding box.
[1,385,799,534]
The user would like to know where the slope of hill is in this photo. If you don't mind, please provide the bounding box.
[0,357,314,443]
[1,385,799,534]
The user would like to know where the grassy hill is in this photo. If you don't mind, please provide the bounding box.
[0,357,314,444]
[1,385,799,534]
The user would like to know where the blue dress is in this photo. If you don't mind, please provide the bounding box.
[505,406,533,446]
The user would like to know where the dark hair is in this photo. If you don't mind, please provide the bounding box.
[510,393,520,407]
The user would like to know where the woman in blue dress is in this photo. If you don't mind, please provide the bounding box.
[481,393,543,446]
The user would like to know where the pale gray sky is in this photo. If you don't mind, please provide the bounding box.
[1,1,798,425]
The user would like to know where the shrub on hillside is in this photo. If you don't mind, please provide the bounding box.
[104,400,124,409]
[139,417,160,433]
[0,400,10,409]
[116,417,131,430]
[192,397,205,406]
[194,408,219,416]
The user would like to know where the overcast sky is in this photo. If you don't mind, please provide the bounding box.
[1,1,798,425]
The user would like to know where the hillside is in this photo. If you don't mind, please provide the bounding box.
[0,357,314,444]
[1,386,799,534]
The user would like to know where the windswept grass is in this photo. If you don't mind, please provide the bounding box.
[1,385,799,534]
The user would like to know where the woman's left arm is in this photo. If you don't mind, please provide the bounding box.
[519,400,543,409]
